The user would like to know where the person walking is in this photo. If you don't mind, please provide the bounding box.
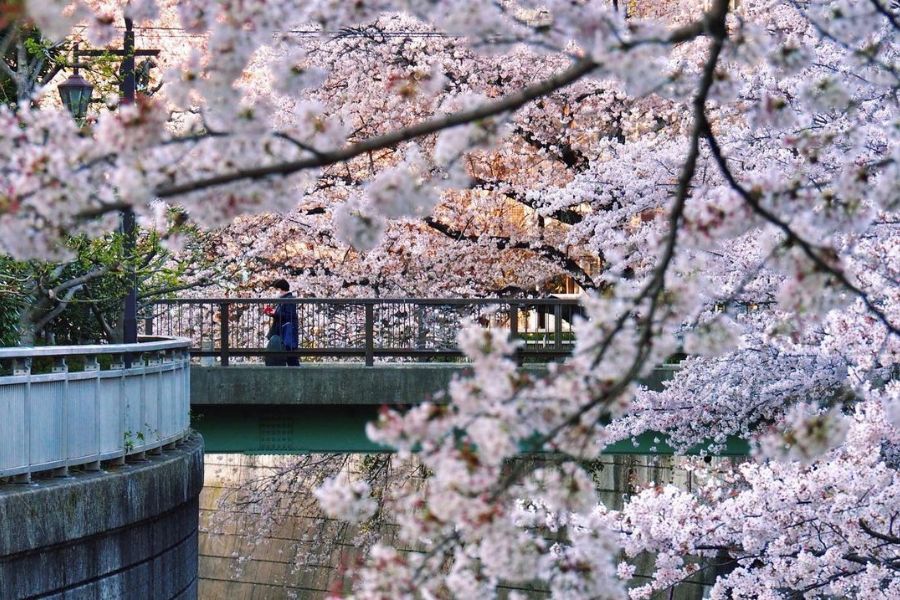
[264,279,300,366]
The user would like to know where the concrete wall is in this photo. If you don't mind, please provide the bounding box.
[190,365,677,407]
[0,434,204,600]
[198,452,741,599]
[191,364,545,406]
[199,454,342,599]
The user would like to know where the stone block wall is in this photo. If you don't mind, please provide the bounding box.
[0,434,204,599]
[198,452,742,599]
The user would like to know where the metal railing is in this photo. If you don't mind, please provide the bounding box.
[0,337,191,481]
[143,298,583,366]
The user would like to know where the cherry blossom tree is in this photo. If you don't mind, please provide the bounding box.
[2,0,899,597]
[611,388,899,599]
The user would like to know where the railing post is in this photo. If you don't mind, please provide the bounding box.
[219,302,230,367]
[364,302,374,367]
[15,358,32,483]
[554,303,563,350]
[201,339,214,367]
[154,351,163,453]
[53,357,69,477]
[183,348,190,436]
[416,303,428,363]
[12,357,30,376]
[111,352,127,465]
[86,354,101,471]
[131,347,147,462]
[509,303,521,365]
[144,316,153,336]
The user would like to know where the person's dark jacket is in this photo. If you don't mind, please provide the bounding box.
[268,292,299,350]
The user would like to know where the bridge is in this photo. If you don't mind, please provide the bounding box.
[146,297,749,456]
[0,297,749,598]
[144,297,581,365]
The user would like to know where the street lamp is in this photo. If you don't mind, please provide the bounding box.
[57,70,93,124]
[58,42,93,125]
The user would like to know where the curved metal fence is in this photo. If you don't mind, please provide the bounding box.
[0,337,191,481]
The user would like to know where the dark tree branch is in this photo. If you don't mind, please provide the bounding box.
[868,0,900,32]
[860,519,900,544]
[470,177,585,225]
[33,285,84,332]
[89,302,116,342]
[154,15,713,202]
[156,57,600,198]
[702,130,900,337]
[423,216,596,290]
[49,266,111,296]
[137,279,210,301]
[248,255,377,291]
[507,0,731,457]
[513,125,589,171]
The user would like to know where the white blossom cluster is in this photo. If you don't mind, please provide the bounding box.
[313,475,378,524]
[611,396,899,599]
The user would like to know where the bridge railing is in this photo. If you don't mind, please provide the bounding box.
[143,298,582,365]
[0,337,191,481]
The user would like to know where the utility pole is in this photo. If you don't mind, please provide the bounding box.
[121,17,137,348]
[59,17,159,354]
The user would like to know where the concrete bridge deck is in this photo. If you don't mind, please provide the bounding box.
[190,363,552,406]
[189,364,750,455]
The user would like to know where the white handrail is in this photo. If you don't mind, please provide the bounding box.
[0,336,190,359]
[0,336,192,481]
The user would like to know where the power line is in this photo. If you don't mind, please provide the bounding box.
[77,24,454,38]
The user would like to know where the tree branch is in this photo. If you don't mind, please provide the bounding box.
[519,0,731,454]
[50,266,111,297]
[702,130,900,337]
[470,177,585,225]
[868,0,900,32]
[423,216,596,289]
[33,284,83,332]
[513,125,589,172]
[155,56,600,198]
[860,519,900,544]
[137,279,210,301]
[89,302,116,342]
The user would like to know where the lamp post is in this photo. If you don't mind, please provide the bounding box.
[121,17,137,349]
[57,18,158,350]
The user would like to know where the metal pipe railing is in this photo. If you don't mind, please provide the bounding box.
[0,337,189,359]
[0,337,192,481]
[143,298,583,366]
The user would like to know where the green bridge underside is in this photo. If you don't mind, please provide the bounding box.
[190,365,749,456]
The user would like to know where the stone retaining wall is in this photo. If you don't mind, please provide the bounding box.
[0,434,204,599]
[199,452,741,599]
